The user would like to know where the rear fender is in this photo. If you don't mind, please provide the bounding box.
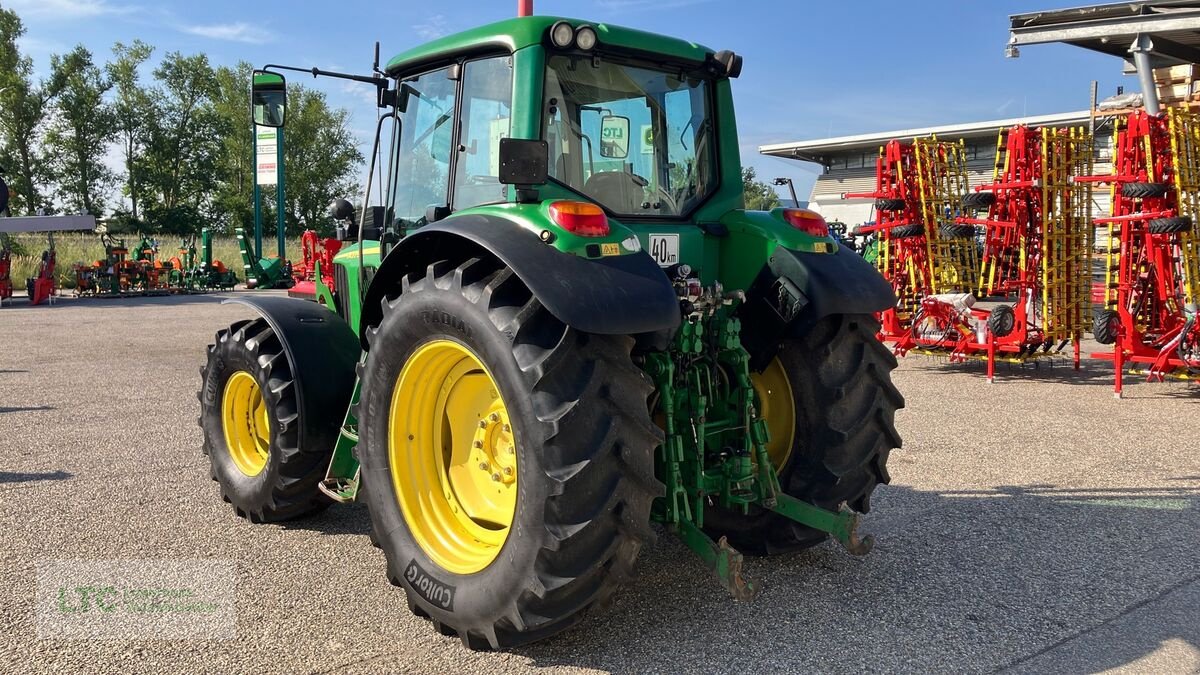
[359,214,681,350]
[222,296,360,451]
[738,245,896,369]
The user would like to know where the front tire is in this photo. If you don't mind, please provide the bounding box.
[199,318,332,521]
[358,257,660,649]
[705,314,903,554]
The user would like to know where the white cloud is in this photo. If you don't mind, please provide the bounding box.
[181,21,274,45]
[6,0,134,19]
[414,14,448,41]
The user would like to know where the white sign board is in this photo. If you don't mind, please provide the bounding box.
[255,125,279,186]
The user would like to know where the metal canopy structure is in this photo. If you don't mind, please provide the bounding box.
[0,215,96,233]
[1008,1,1200,112]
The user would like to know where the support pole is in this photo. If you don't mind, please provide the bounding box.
[1130,34,1161,116]
[276,127,286,261]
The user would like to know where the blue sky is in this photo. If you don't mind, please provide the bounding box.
[12,0,1130,199]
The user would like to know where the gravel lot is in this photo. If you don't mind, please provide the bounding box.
[1,292,1197,674]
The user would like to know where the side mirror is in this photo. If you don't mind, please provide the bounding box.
[251,70,287,128]
[600,115,630,159]
[498,138,548,186]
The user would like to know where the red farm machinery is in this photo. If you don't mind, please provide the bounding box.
[848,126,1095,381]
[288,228,341,305]
[1081,108,1200,395]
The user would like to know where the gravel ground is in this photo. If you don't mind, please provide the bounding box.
[0,292,1197,674]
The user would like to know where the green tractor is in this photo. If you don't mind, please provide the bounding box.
[200,12,902,649]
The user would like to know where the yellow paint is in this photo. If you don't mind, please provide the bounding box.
[388,340,517,575]
[221,371,271,477]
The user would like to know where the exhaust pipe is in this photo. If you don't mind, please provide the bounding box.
[518,0,532,16]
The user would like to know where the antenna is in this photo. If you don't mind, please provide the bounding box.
[373,41,381,75]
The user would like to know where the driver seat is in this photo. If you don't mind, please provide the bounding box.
[582,171,645,214]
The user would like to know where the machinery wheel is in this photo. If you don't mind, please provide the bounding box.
[875,198,906,212]
[850,224,869,237]
[987,305,1016,338]
[199,318,332,521]
[1093,308,1120,345]
[358,257,660,650]
[939,223,977,239]
[889,224,925,239]
[704,314,903,555]
[1121,182,1170,199]
[961,191,996,209]
[1148,216,1192,234]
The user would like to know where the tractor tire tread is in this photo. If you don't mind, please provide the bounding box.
[361,255,660,650]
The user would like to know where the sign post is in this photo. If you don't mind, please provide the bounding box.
[253,125,285,260]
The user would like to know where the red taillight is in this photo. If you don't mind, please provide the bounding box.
[549,201,610,237]
[782,208,829,237]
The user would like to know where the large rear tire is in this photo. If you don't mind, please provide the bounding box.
[358,257,660,649]
[705,314,903,554]
[199,318,332,521]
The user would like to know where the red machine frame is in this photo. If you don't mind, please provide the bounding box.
[1079,109,1200,396]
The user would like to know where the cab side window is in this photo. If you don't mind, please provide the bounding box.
[391,67,457,228]
[452,56,513,210]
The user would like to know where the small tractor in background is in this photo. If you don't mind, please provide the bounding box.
[1082,108,1200,395]
[288,228,341,304]
[199,9,902,650]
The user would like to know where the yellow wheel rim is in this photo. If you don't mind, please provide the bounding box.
[751,357,796,469]
[389,339,517,575]
[221,371,271,477]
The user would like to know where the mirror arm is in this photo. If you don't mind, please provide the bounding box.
[262,64,390,99]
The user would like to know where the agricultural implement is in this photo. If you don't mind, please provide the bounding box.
[0,213,94,306]
[199,8,903,649]
[1081,108,1200,395]
[167,228,239,293]
[844,137,978,344]
[288,229,341,304]
[237,226,292,289]
[0,236,11,305]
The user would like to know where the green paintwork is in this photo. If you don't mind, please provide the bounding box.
[330,240,381,336]
[385,16,712,76]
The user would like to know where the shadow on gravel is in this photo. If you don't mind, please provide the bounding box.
[0,405,53,413]
[281,501,373,538]
[0,469,72,484]
[0,369,28,374]
[509,483,1199,674]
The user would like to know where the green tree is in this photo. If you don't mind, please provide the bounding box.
[107,40,154,220]
[742,166,780,211]
[280,85,363,234]
[0,8,81,214]
[208,62,256,235]
[45,45,116,215]
[141,52,220,219]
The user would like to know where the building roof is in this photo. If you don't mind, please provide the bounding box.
[759,110,1093,164]
[1008,1,1200,66]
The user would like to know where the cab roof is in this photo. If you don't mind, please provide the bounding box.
[385,15,714,75]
